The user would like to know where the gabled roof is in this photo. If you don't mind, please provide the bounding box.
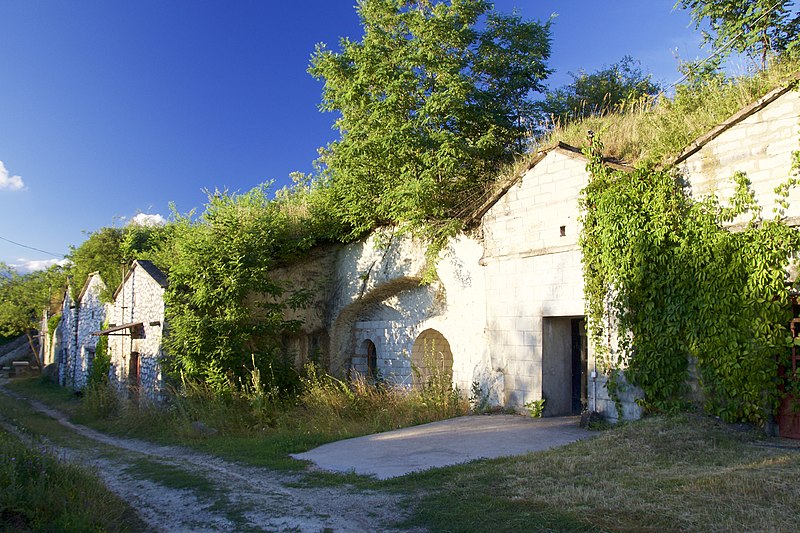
[466,142,631,226]
[112,260,168,300]
[77,271,105,303]
[674,72,800,165]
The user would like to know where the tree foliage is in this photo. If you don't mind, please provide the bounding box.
[539,56,661,127]
[310,0,552,238]
[154,186,315,392]
[0,264,67,367]
[678,0,800,68]
[66,223,166,302]
[581,141,800,424]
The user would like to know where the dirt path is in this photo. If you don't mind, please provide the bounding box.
[0,385,418,532]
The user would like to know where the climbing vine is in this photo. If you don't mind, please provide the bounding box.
[580,140,800,424]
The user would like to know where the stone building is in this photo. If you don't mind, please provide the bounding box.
[56,272,108,390]
[273,80,800,422]
[268,145,626,417]
[102,260,168,403]
[677,82,800,222]
[48,79,799,421]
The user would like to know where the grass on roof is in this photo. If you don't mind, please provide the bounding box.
[534,55,800,168]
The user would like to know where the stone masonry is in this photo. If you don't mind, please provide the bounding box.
[49,80,800,422]
[56,272,108,390]
[106,260,168,403]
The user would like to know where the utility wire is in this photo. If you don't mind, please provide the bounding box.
[0,235,65,258]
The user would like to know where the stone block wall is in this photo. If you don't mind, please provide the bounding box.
[57,292,77,387]
[108,261,166,403]
[73,274,107,390]
[678,87,800,223]
[481,148,593,408]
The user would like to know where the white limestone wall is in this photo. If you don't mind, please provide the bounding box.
[328,230,431,373]
[108,264,166,403]
[678,88,800,222]
[327,231,487,395]
[481,149,594,409]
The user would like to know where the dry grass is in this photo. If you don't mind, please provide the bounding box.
[536,56,800,167]
[393,413,800,532]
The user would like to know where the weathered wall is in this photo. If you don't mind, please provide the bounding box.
[678,87,800,222]
[57,292,75,386]
[72,274,108,390]
[480,148,596,410]
[334,233,487,391]
[108,261,166,403]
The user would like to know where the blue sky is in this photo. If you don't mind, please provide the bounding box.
[0,0,714,272]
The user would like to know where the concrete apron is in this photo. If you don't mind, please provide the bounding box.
[292,415,594,479]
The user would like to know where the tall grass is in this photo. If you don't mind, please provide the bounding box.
[538,55,800,166]
[0,428,144,532]
[70,362,469,465]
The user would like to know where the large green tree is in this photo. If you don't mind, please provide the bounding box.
[539,56,661,127]
[310,0,551,237]
[678,0,800,68]
[0,264,66,368]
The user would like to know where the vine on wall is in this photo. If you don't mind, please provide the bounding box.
[580,141,800,424]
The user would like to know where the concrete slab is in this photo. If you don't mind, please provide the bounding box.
[292,415,594,479]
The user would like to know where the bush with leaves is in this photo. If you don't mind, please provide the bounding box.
[539,55,661,127]
[154,186,316,393]
[678,0,800,69]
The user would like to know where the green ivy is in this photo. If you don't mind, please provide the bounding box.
[580,140,800,424]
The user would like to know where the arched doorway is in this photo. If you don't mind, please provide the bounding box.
[411,329,453,388]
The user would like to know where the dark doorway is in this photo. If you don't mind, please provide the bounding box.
[542,317,588,416]
[571,319,588,414]
[128,352,140,400]
[366,340,377,378]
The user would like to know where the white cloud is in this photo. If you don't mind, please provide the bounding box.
[0,160,25,191]
[10,257,69,274]
[129,213,167,227]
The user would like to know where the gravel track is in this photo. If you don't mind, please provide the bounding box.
[0,385,418,532]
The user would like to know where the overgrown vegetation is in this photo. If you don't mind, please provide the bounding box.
[149,187,323,392]
[49,363,469,469]
[580,138,800,423]
[541,54,800,165]
[0,427,144,532]
[538,55,661,128]
[309,0,552,240]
